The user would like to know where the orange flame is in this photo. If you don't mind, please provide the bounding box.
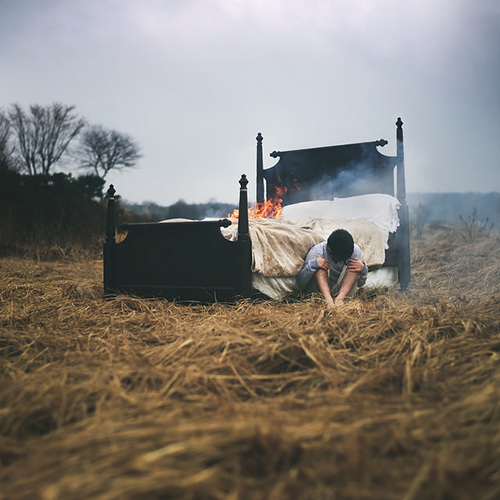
[228,180,299,220]
[229,197,283,219]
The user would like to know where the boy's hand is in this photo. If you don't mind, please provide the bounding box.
[316,257,330,270]
[347,258,365,273]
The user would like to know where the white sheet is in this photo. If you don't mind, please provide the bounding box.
[282,194,401,233]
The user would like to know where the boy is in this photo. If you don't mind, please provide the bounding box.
[297,229,368,307]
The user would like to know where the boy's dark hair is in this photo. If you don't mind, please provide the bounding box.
[327,229,354,261]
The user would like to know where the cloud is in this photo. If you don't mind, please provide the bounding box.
[1,0,499,204]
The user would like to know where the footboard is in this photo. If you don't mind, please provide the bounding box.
[103,176,252,302]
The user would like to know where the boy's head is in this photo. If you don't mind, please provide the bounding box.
[327,229,354,262]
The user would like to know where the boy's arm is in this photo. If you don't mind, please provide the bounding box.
[349,246,368,286]
[297,245,323,289]
[358,261,368,286]
[347,259,368,286]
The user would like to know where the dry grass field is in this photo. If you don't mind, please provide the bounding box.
[0,229,499,499]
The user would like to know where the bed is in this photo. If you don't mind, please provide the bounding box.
[103,118,410,302]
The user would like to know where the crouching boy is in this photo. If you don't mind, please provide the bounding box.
[297,229,368,307]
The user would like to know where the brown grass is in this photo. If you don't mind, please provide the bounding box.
[0,230,499,499]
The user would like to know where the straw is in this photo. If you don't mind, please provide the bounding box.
[0,231,499,499]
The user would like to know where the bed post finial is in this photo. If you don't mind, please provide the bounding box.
[256,133,264,204]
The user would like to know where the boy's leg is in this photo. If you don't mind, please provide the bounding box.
[306,266,359,305]
[330,266,359,304]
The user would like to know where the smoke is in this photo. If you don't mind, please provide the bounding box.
[276,158,396,205]
[407,192,500,233]
[311,167,395,201]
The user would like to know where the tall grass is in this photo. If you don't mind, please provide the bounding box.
[0,231,499,499]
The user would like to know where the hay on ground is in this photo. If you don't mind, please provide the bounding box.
[0,231,499,499]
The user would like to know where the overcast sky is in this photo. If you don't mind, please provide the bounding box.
[1,0,499,205]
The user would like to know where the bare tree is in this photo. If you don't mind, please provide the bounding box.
[76,125,141,178]
[0,111,15,172]
[8,103,85,175]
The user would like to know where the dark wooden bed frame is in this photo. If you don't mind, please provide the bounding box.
[103,118,410,301]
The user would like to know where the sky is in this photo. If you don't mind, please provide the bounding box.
[1,0,499,205]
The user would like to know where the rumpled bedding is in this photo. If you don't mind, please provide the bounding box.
[221,217,389,277]
[162,194,400,298]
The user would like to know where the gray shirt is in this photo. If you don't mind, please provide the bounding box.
[297,241,368,290]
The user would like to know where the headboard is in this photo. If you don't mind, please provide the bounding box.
[256,118,410,291]
[257,118,406,206]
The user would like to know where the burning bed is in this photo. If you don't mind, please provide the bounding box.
[103,118,410,302]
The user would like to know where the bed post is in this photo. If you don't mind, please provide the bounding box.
[396,118,411,291]
[238,174,249,237]
[103,184,116,293]
[256,133,264,204]
[237,174,252,297]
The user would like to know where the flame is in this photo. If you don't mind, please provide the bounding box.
[228,179,300,220]
[229,197,283,219]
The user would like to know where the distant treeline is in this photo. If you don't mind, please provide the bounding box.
[0,170,107,255]
[1,168,236,256]
[407,192,500,232]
